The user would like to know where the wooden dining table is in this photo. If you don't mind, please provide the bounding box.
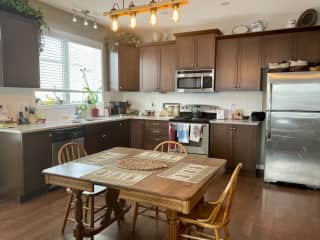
[42,147,226,240]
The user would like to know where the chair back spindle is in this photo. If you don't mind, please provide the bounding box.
[58,142,87,164]
[154,141,187,156]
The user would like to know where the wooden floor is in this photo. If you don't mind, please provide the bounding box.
[0,175,319,240]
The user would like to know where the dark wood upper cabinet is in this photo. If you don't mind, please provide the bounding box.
[215,38,238,90]
[294,30,320,63]
[160,43,176,92]
[262,33,294,66]
[0,10,39,88]
[118,45,139,91]
[140,41,176,92]
[175,30,221,70]
[238,37,262,90]
[195,34,216,68]
[176,36,195,69]
[140,45,160,92]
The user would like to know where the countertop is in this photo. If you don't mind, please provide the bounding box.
[0,116,261,134]
[0,115,172,134]
[209,119,261,126]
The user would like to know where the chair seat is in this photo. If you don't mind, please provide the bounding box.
[179,202,225,228]
[83,185,107,196]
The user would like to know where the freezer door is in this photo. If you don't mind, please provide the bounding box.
[265,111,320,187]
[267,72,320,111]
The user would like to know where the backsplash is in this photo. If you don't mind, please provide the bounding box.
[104,91,263,116]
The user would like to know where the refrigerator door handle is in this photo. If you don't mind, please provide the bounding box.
[266,111,272,141]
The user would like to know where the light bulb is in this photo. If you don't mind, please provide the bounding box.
[172,5,179,23]
[129,13,137,29]
[111,16,119,32]
[150,9,157,26]
[72,15,77,23]
[84,19,89,26]
[93,22,98,30]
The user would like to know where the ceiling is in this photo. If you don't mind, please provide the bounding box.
[38,0,320,33]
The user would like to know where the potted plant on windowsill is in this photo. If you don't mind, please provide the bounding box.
[81,68,100,118]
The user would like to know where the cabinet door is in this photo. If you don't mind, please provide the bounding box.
[140,46,160,91]
[209,124,233,168]
[294,30,320,63]
[195,34,215,68]
[215,39,238,91]
[22,131,51,199]
[0,11,39,88]
[262,33,294,66]
[232,125,258,173]
[238,37,262,90]
[176,36,195,69]
[118,45,139,91]
[111,120,131,148]
[160,43,176,92]
[131,119,144,148]
[84,123,104,154]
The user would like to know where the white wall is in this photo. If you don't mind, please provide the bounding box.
[104,91,263,115]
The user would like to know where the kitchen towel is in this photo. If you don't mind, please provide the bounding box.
[190,124,202,142]
[169,123,176,150]
[177,123,190,143]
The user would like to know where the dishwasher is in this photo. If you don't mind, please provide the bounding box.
[51,127,85,166]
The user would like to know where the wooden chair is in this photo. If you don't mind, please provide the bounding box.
[132,141,187,232]
[178,163,242,240]
[58,142,107,239]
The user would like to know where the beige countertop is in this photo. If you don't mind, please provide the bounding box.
[209,119,261,126]
[0,115,173,134]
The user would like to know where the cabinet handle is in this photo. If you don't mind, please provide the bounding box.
[155,137,160,141]
[119,123,122,126]
[229,127,233,131]
[152,130,160,134]
[152,123,160,126]
[101,134,107,139]
[233,127,236,131]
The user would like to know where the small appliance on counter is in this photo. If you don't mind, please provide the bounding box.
[109,101,129,115]
[163,103,180,117]
[251,112,266,121]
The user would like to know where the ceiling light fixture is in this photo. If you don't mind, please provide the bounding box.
[93,21,98,29]
[84,18,89,26]
[72,15,77,23]
[72,9,98,30]
[105,0,188,31]
[172,4,179,22]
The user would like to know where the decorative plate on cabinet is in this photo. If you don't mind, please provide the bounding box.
[232,25,249,34]
[297,9,318,27]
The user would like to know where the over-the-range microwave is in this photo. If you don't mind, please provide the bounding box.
[176,69,214,93]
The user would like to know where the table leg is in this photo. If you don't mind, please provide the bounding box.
[167,210,179,240]
[73,190,84,240]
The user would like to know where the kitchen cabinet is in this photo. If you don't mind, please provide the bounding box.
[140,45,160,91]
[131,119,144,148]
[143,120,169,150]
[22,131,52,200]
[176,30,220,69]
[216,37,262,91]
[294,30,320,63]
[0,10,39,88]
[210,123,260,175]
[84,120,130,154]
[160,43,176,92]
[140,41,176,92]
[262,33,294,66]
[215,38,238,90]
[118,44,139,91]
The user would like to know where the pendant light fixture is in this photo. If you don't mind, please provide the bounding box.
[105,0,188,32]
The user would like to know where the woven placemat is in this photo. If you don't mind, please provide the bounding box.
[134,151,185,163]
[117,157,168,171]
[74,151,128,166]
[158,163,217,184]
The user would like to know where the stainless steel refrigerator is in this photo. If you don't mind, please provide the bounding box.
[265,71,320,188]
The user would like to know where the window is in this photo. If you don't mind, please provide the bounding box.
[35,35,103,105]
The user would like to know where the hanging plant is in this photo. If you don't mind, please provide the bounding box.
[0,0,49,51]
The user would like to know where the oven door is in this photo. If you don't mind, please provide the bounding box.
[176,73,203,92]
[169,122,209,155]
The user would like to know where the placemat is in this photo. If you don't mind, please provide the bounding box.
[74,151,128,167]
[117,157,168,171]
[158,163,217,184]
[82,165,153,186]
[134,151,185,163]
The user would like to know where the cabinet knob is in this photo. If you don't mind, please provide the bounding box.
[152,123,160,126]
[233,127,236,131]
[229,127,233,131]
[153,130,160,134]
[119,123,122,126]
[101,134,107,138]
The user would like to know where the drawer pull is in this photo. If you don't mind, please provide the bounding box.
[101,134,107,138]
[152,123,160,126]
[152,130,160,134]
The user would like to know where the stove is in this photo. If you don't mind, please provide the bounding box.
[169,111,216,123]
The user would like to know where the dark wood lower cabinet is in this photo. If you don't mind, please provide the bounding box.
[84,120,130,154]
[210,123,260,175]
[143,120,169,150]
[131,119,144,148]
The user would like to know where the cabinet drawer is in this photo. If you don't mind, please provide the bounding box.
[144,127,168,137]
[144,120,168,130]
[144,135,168,150]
